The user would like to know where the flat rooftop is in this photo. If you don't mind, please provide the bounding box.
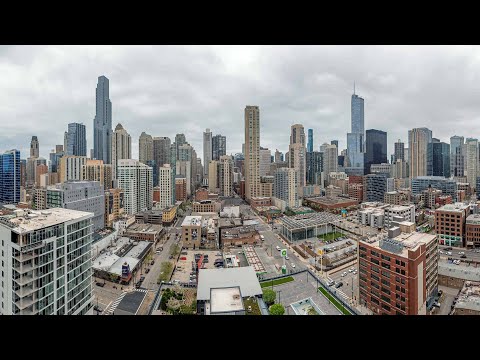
[455,281,480,313]
[438,260,480,281]
[197,266,262,301]
[437,203,470,212]
[306,196,357,206]
[210,287,244,314]
[1,208,93,234]
[127,223,163,233]
[360,231,437,257]
[466,214,480,224]
[182,216,202,227]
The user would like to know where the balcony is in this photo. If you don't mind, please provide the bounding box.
[19,305,37,315]
[13,262,36,274]
[13,273,37,286]
[15,295,35,310]
[13,252,36,262]
[13,284,36,298]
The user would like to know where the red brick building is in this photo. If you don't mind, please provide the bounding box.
[153,186,161,203]
[250,197,272,208]
[466,214,480,248]
[358,229,438,315]
[175,177,187,202]
[435,203,469,247]
[349,175,364,185]
[435,195,452,207]
[348,183,364,202]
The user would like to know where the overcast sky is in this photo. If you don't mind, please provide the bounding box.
[1,45,478,162]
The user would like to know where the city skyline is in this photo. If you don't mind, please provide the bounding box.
[2,45,480,162]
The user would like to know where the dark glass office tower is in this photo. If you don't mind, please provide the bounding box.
[365,129,387,174]
[306,151,323,185]
[212,134,227,160]
[66,123,87,156]
[0,149,20,204]
[427,142,450,177]
[307,129,313,153]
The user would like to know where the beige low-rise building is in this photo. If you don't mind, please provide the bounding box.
[182,216,203,249]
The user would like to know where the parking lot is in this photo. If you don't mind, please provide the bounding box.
[171,250,220,283]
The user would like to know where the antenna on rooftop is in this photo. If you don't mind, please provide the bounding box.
[353,81,356,95]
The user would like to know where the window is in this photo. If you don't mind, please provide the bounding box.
[381,254,391,261]
[371,265,379,273]
[381,262,391,270]
[381,287,391,295]
[371,297,380,305]
[371,274,380,282]
[381,270,390,278]
[381,303,391,311]
[371,258,380,265]
[381,279,390,286]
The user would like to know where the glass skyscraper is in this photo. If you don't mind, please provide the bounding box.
[93,75,112,164]
[66,122,87,156]
[307,129,313,153]
[365,129,387,174]
[427,141,450,177]
[0,149,20,204]
[347,91,365,172]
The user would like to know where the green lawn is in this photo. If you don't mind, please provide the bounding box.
[243,297,261,315]
[318,286,352,315]
[260,276,294,288]
[317,232,344,241]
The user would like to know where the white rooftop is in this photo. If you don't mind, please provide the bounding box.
[182,216,202,227]
[197,266,262,301]
[4,208,93,234]
[210,287,244,313]
[109,257,140,277]
[124,241,150,258]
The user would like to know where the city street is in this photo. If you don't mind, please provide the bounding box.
[439,245,480,263]
[330,266,358,304]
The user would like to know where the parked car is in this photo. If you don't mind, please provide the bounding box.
[285,256,289,260]
[447,251,452,256]
[327,280,335,287]
[96,282,105,287]
[335,282,343,288]
[169,255,174,259]
[291,263,296,268]
[349,268,354,272]
[139,276,145,282]
[276,246,281,251]
[341,272,347,277]
[461,254,467,258]
[459,251,465,255]
[145,268,150,274]
[150,260,155,265]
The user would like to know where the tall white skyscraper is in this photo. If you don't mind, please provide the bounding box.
[0,208,94,315]
[111,123,132,179]
[274,167,299,208]
[464,138,478,190]
[245,106,261,201]
[117,159,153,214]
[203,129,212,178]
[158,164,172,210]
[320,143,338,187]
[347,88,365,172]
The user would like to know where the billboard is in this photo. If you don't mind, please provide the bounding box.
[121,262,130,277]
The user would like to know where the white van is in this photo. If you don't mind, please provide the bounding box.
[276,246,281,251]
[260,235,265,241]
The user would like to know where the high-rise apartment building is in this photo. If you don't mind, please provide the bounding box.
[46,181,105,232]
[203,129,212,178]
[320,143,338,186]
[81,159,113,191]
[218,155,234,197]
[364,173,388,202]
[117,159,153,214]
[288,124,306,189]
[427,141,450,177]
[176,160,191,197]
[0,208,94,315]
[347,90,365,172]
[20,159,26,189]
[274,149,283,163]
[464,138,478,191]
[35,164,48,187]
[259,147,272,177]
[365,129,387,174]
[175,177,187,202]
[208,161,218,194]
[104,188,124,228]
[212,134,226,161]
[394,139,404,162]
[274,167,298,208]
[450,135,464,177]
[58,156,88,183]
[158,164,172,210]
[358,229,438,315]
[0,149,20,204]
[66,123,87,156]
[244,105,261,201]
[408,127,432,178]
[153,136,171,170]
[93,75,112,164]
[307,129,313,153]
[139,132,154,164]
[111,123,131,180]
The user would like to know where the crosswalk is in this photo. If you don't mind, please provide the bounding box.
[326,276,349,300]
[135,288,149,293]
[104,291,127,315]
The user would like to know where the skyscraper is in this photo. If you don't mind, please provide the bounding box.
[212,134,227,161]
[93,75,112,164]
[175,134,186,158]
[0,149,20,204]
[331,140,339,148]
[82,159,113,191]
[153,136,171,167]
[66,123,87,156]
[464,138,478,190]
[203,129,212,177]
[288,124,306,189]
[158,164,172,210]
[347,88,365,172]
[259,147,272,177]
[274,168,298,208]
[307,129,313,153]
[450,135,464,177]
[274,149,283,163]
[408,127,432,178]
[245,105,261,201]
[117,159,153,214]
[394,139,405,162]
[111,123,132,179]
[139,132,154,164]
[306,151,323,185]
[320,143,338,186]
[365,129,387,174]
[30,136,39,158]
[427,141,450,177]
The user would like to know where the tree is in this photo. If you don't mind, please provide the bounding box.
[262,288,276,305]
[269,303,285,315]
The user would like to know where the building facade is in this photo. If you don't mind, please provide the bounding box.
[158,164,172,210]
[435,203,469,247]
[244,105,261,201]
[0,150,21,204]
[408,127,432,178]
[365,129,387,175]
[81,159,113,191]
[117,159,153,215]
[139,132,154,164]
[66,123,87,156]
[288,124,306,188]
[111,123,132,180]
[93,75,112,164]
[274,168,298,208]
[427,141,450,177]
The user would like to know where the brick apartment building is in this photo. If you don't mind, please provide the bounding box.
[466,214,480,248]
[358,227,438,315]
[435,203,469,247]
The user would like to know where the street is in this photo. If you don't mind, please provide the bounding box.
[329,266,358,305]
[438,245,480,263]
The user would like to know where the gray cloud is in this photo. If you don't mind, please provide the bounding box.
[1,45,479,162]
